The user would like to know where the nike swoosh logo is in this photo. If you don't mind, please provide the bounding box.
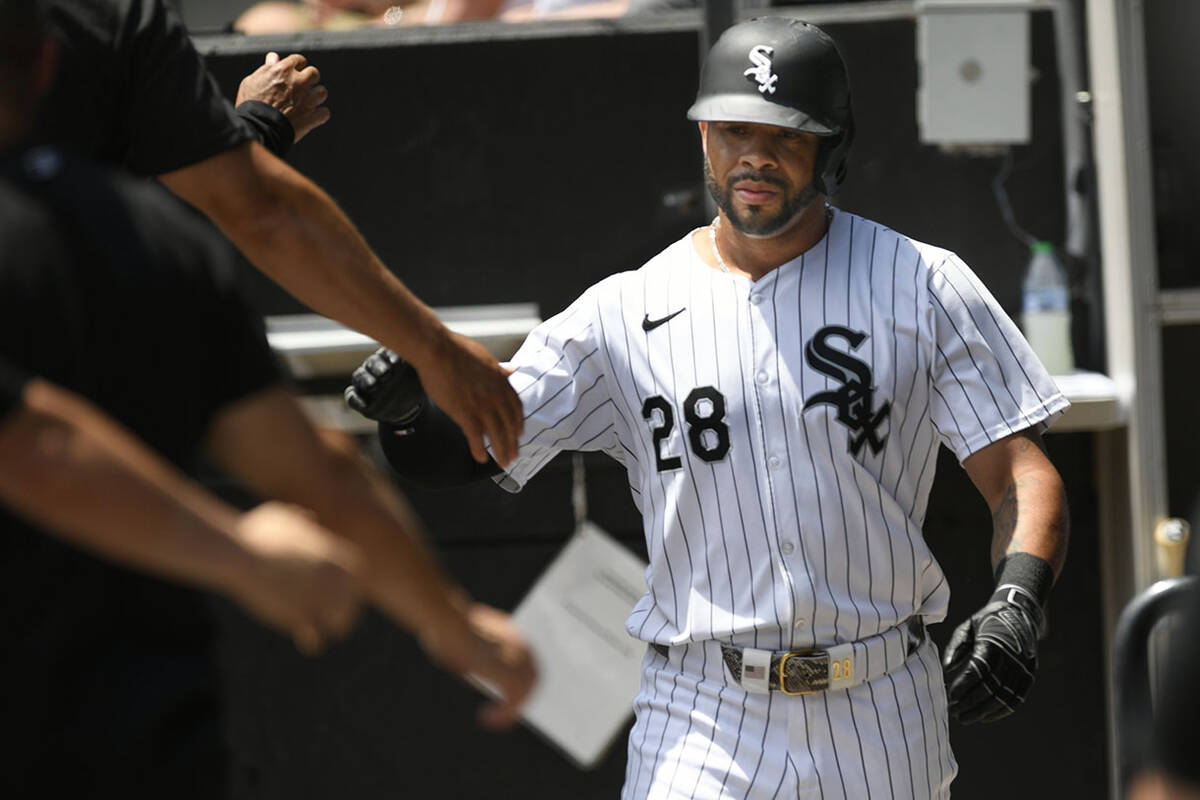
[642,308,686,332]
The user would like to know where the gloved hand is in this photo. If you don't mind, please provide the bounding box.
[344,347,426,427]
[942,584,1044,724]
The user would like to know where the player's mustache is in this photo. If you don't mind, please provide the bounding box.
[725,171,788,190]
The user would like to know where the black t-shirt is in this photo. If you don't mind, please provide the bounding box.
[0,357,26,422]
[0,147,281,790]
[34,0,252,175]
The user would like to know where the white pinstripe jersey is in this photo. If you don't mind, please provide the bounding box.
[496,209,1068,652]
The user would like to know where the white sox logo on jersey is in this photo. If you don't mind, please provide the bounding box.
[744,45,778,94]
[802,325,891,455]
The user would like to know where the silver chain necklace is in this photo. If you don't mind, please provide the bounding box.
[708,218,731,274]
[709,207,834,276]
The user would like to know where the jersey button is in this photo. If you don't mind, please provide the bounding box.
[750,293,763,305]
[781,540,796,555]
[767,455,781,470]
[794,618,807,629]
[756,371,770,385]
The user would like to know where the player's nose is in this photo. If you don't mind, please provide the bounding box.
[737,133,780,171]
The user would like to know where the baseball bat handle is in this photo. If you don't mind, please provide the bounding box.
[1154,518,1192,578]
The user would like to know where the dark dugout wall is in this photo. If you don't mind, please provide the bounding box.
[197,12,1107,798]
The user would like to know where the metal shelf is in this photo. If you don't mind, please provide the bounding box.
[265,303,542,379]
[1052,371,1124,432]
[267,304,542,433]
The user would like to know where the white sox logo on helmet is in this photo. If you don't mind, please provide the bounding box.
[744,45,778,94]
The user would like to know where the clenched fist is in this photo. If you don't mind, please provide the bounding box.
[236,52,331,142]
[224,501,364,654]
[942,585,1044,724]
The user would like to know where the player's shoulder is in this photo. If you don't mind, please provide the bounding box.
[636,232,696,275]
[837,209,965,277]
[583,231,697,306]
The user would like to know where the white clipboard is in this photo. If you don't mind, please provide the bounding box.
[512,517,648,769]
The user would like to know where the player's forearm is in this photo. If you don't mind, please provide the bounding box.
[0,379,256,594]
[301,432,474,643]
[162,143,451,371]
[987,462,1069,577]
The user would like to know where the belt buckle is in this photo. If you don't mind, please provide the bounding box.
[778,650,830,695]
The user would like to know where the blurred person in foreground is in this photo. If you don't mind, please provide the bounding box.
[28,0,523,467]
[0,6,534,796]
[1127,575,1200,800]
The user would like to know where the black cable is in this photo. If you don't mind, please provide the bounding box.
[993,148,1038,248]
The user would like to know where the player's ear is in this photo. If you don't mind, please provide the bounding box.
[698,122,709,157]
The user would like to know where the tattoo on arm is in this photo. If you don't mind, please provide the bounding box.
[991,481,1019,566]
[989,473,1070,574]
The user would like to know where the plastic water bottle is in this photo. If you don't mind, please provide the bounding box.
[1020,241,1074,374]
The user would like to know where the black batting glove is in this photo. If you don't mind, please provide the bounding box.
[942,586,1043,724]
[344,347,426,427]
[942,552,1054,725]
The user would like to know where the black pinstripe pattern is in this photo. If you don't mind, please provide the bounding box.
[830,217,874,794]
[523,373,606,441]
[500,219,1065,799]
[517,331,594,396]
[693,265,739,641]
[710,263,761,646]
[731,272,780,650]
[609,276,669,640]
[929,288,1018,433]
[521,346,601,422]
[901,651,936,797]
[919,643,955,795]
[668,267,718,639]
[801,694,826,798]
[939,256,1046,404]
[932,261,1040,429]
[781,256,822,649]
[751,273,794,647]
[891,247,927,500]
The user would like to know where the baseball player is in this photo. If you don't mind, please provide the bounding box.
[348,17,1069,798]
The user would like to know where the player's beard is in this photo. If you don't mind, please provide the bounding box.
[704,161,820,237]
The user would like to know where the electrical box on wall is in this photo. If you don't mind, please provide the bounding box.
[917,0,1032,147]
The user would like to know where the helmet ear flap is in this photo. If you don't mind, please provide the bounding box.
[814,112,854,196]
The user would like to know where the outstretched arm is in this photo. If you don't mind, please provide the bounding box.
[203,384,534,728]
[0,376,363,654]
[159,142,523,466]
[345,348,501,485]
[941,428,1068,724]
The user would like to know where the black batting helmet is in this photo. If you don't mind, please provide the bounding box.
[688,17,855,196]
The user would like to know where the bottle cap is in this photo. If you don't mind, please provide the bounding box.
[1031,240,1055,255]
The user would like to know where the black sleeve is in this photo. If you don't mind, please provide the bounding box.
[235,101,294,159]
[378,402,500,487]
[0,357,28,423]
[116,0,252,175]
